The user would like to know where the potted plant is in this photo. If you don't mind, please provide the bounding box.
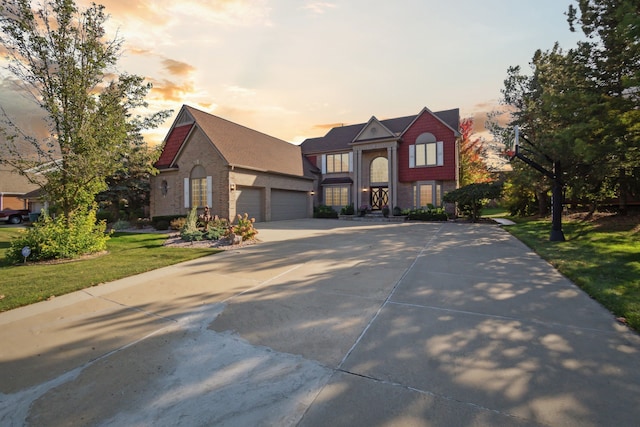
[359,204,370,217]
[382,205,390,218]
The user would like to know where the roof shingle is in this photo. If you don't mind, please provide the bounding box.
[156,123,193,168]
[301,108,459,154]
[184,106,305,177]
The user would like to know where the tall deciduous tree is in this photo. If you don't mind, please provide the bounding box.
[0,0,170,217]
[459,117,492,186]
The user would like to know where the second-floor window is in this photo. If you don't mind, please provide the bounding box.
[409,133,443,168]
[415,142,438,166]
[326,153,350,173]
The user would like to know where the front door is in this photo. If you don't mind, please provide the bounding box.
[370,187,389,210]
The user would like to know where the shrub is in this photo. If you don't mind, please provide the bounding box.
[404,207,449,221]
[96,209,113,223]
[181,230,203,241]
[135,218,150,229]
[443,182,503,222]
[180,207,203,241]
[170,217,186,230]
[340,204,355,215]
[227,213,258,241]
[112,219,130,230]
[151,215,184,229]
[202,216,229,240]
[502,181,537,216]
[314,205,338,218]
[155,220,170,230]
[393,206,402,216]
[5,207,110,263]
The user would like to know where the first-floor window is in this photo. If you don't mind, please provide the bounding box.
[190,165,208,208]
[324,185,349,206]
[191,177,207,208]
[413,182,442,208]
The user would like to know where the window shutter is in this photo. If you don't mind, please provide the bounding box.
[183,178,190,208]
[409,145,415,168]
[321,154,327,174]
[436,141,444,166]
[206,176,213,207]
[348,152,353,172]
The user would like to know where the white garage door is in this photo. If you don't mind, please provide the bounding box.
[236,186,264,222]
[271,189,309,221]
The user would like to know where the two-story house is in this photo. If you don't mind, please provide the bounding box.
[301,107,460,214]
[150,105,460,222]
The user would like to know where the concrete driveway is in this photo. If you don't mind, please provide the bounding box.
[1,219,639,426]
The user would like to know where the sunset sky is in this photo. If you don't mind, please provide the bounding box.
[1,0,587,146]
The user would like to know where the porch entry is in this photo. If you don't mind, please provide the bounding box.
[370,186,389,210]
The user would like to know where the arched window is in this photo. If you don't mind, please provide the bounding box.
[414,133,440,167]
[370,157,388,184]
[190,165,207,208]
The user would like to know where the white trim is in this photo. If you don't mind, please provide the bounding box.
[409,145,415,168]
[348,152,353,172]
[206,176,213,206]
[183,178,190,208]
[321,154,327,174]
[437,141,444,166]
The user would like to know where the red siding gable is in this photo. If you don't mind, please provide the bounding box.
[398,112,457,182]
[155,124,193,168]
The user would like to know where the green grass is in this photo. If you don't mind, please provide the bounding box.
[0,229,220,312]
[481,206,511,218]
[505,217,640,331]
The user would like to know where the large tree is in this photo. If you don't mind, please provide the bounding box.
[492,0,639,214]
[568,0,640,212]
[0,0,169,218]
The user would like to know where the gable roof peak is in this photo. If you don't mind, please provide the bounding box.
[352,115,396,142]
[158,104,305,177]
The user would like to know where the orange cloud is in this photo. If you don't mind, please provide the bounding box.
[126,47,154,56]
[162,59,196,77]
[78,0,170,26]
[148,79,195,102]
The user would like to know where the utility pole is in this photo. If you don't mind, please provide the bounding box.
[509,126,565,242]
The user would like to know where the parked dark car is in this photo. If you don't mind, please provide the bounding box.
[0,209,30,224]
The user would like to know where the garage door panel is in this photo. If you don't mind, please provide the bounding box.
[236,187,263,222]
[271,189,308,221]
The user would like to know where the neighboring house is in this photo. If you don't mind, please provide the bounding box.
[300,107,460,213]
[150,105,314,222]
[0,166,39,211]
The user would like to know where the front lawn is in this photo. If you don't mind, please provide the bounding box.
[505,214,640,331]
[0,230,220,312]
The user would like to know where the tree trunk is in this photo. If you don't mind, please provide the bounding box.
[537,190,550,217]
[619,168,628,216]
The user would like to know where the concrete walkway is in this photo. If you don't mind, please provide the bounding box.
[1,219,638,426]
